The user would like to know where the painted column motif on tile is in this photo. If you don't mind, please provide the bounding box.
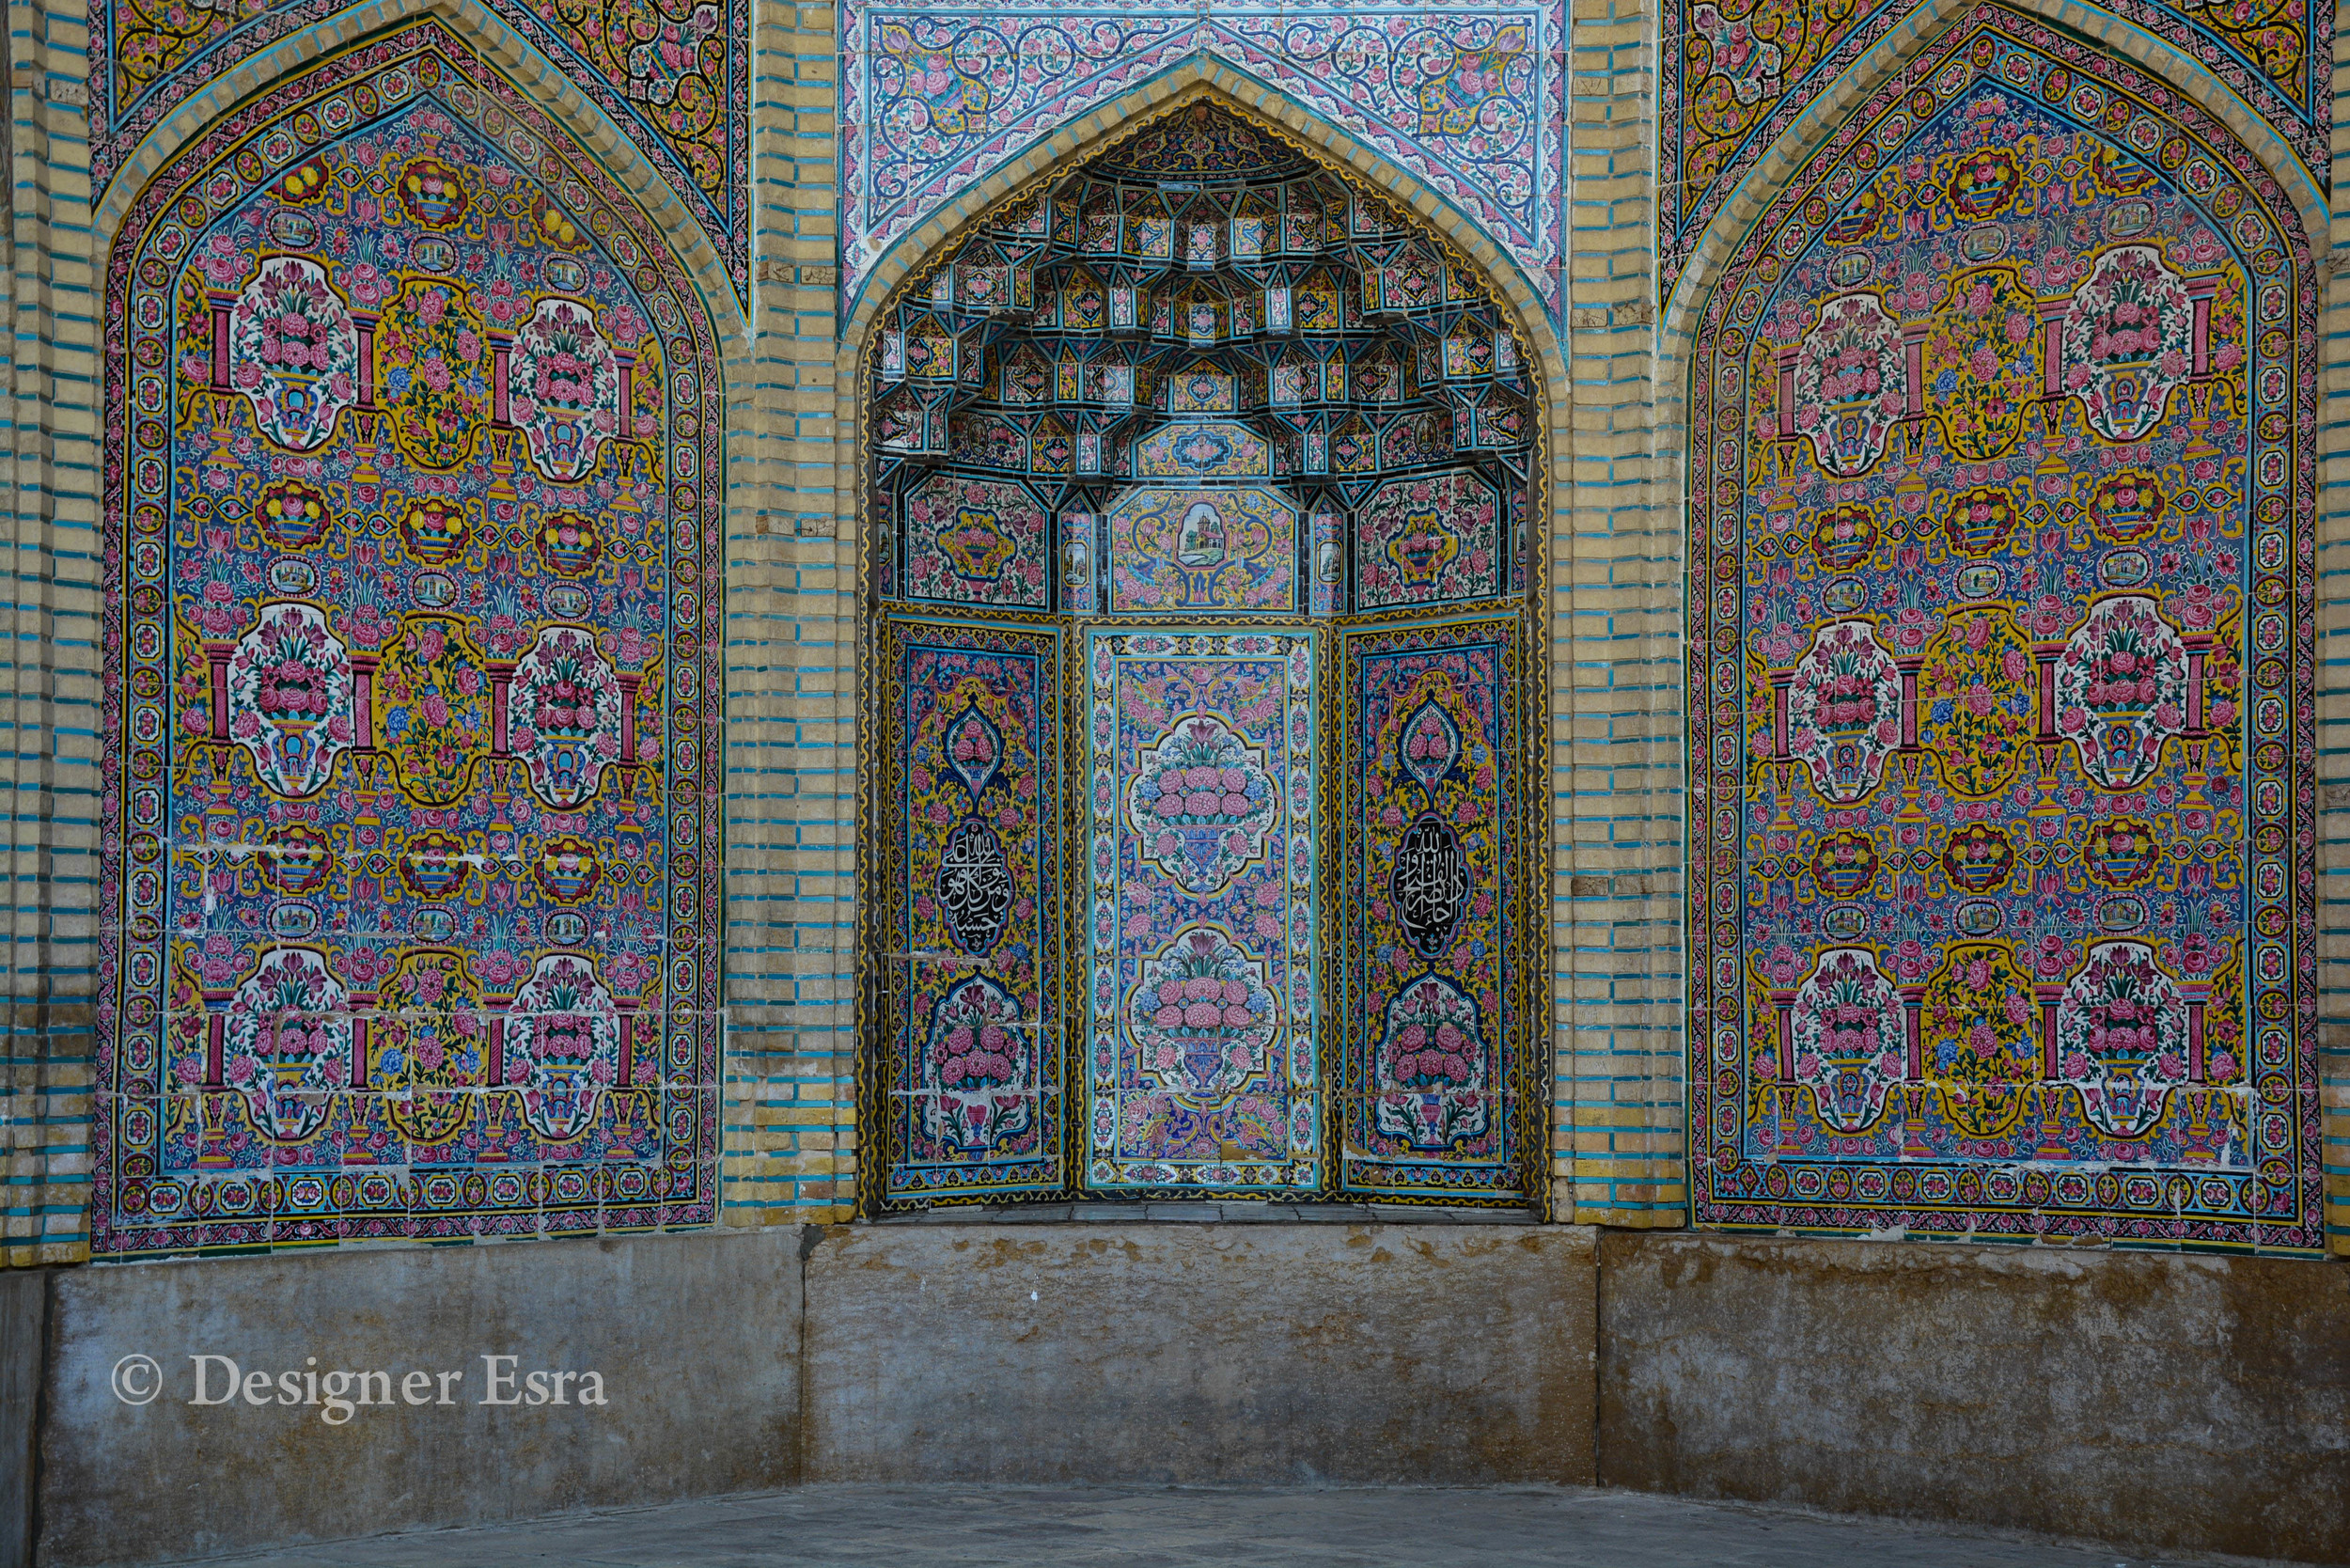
[92,0,751,294]
[1086,630,1318,1194]
[1689,10,2317,1248]
[881,617,1064,1200]
[1342,616,1524,1199]
[838,1,1566,314]
[96,24,725,1255]
[1661,0,2325,289]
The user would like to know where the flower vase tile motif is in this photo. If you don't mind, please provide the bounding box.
[1691,9,2317,1250]
[878,616,1065,1203]
[1086,631,1320,1196]
[1340,617,1527,1200]
[1659,0,2324,290]
[95,25,726,1256]
[92,0,751,296]
[1354,468,1508,610]
[837,0,1566,315]
[900,473,1051,608]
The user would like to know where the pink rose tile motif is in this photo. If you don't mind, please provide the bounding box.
[1342,616,1525,1200]
[838,1,1564,315]
[880,617,1064,1204]
[1659,0,2322,290]
[1354,468,1505,609]
[1688,13,2316,1250]
[1087,629,1318,1194]
[96,25,726,1256]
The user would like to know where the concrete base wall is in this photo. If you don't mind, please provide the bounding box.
[804,1223,1598,1485]
[1597,1233,2350,1565]
[16,1224,2350,1566]
[27,1231,805,1567]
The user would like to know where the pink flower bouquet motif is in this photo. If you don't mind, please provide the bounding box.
[1786,619,1902,803]
[2055,940,2186,1137]
[1128,925,1281,1103]
[1789,947,1906,1133]
[1125,713,1278,898]
[1791,292,1905,476]
[510,626,624,808]
[2060,244,2193,442]
[225,603,354,797]
[221,947,352,1142]
[227,257,358,450]
[509,297,620,482]
[2053,594,2186,789]
[506,954,621,1140]
[1372,974,1491,1150]
[919,974,1036,1152]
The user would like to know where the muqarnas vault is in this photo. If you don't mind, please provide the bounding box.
[861,101,1548,1211]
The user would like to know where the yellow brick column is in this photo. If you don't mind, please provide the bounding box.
[720,3,858,1225]
[0,0,100,1266]
[1560,0,1686,1225]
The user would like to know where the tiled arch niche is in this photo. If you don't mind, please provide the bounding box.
[858,102,1549,1213]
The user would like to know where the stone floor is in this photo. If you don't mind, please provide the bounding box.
[189,1484,2276,1567]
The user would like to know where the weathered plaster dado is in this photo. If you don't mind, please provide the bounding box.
[27,1231,803,1566]
[1597,1233,2350,1563]
[15,1225,2350,1565]
[805,1221,1600,1485]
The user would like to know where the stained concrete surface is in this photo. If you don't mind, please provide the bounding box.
[804,1222,1597,1485]
[163,1482,2288,1567]
[1,1268,47,1568]
[1599,1233,2350,1566]
[31,1230,803,1567]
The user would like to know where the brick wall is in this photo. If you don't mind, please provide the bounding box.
[720,4,858,1224]
[1559,0,1686,1225]
[0,0,99,1267]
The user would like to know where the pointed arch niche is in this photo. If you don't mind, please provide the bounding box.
[856,96,1552,1213]
[1682,4,2322,1251]
[92,19,728,1255]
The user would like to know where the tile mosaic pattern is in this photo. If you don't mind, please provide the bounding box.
[859,101,1543,1211]
[95,21,727,1254]
[837,1,1566,316]
[1104,487,1299,614]
[1686,7,2319,1249]
[91,0,750,296]
[1340,614,1530,1200]
[878,614,1066,1202]
[1354,468,1510,610]
[1084,629,1321,1194]
[1660,0,2327,290]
